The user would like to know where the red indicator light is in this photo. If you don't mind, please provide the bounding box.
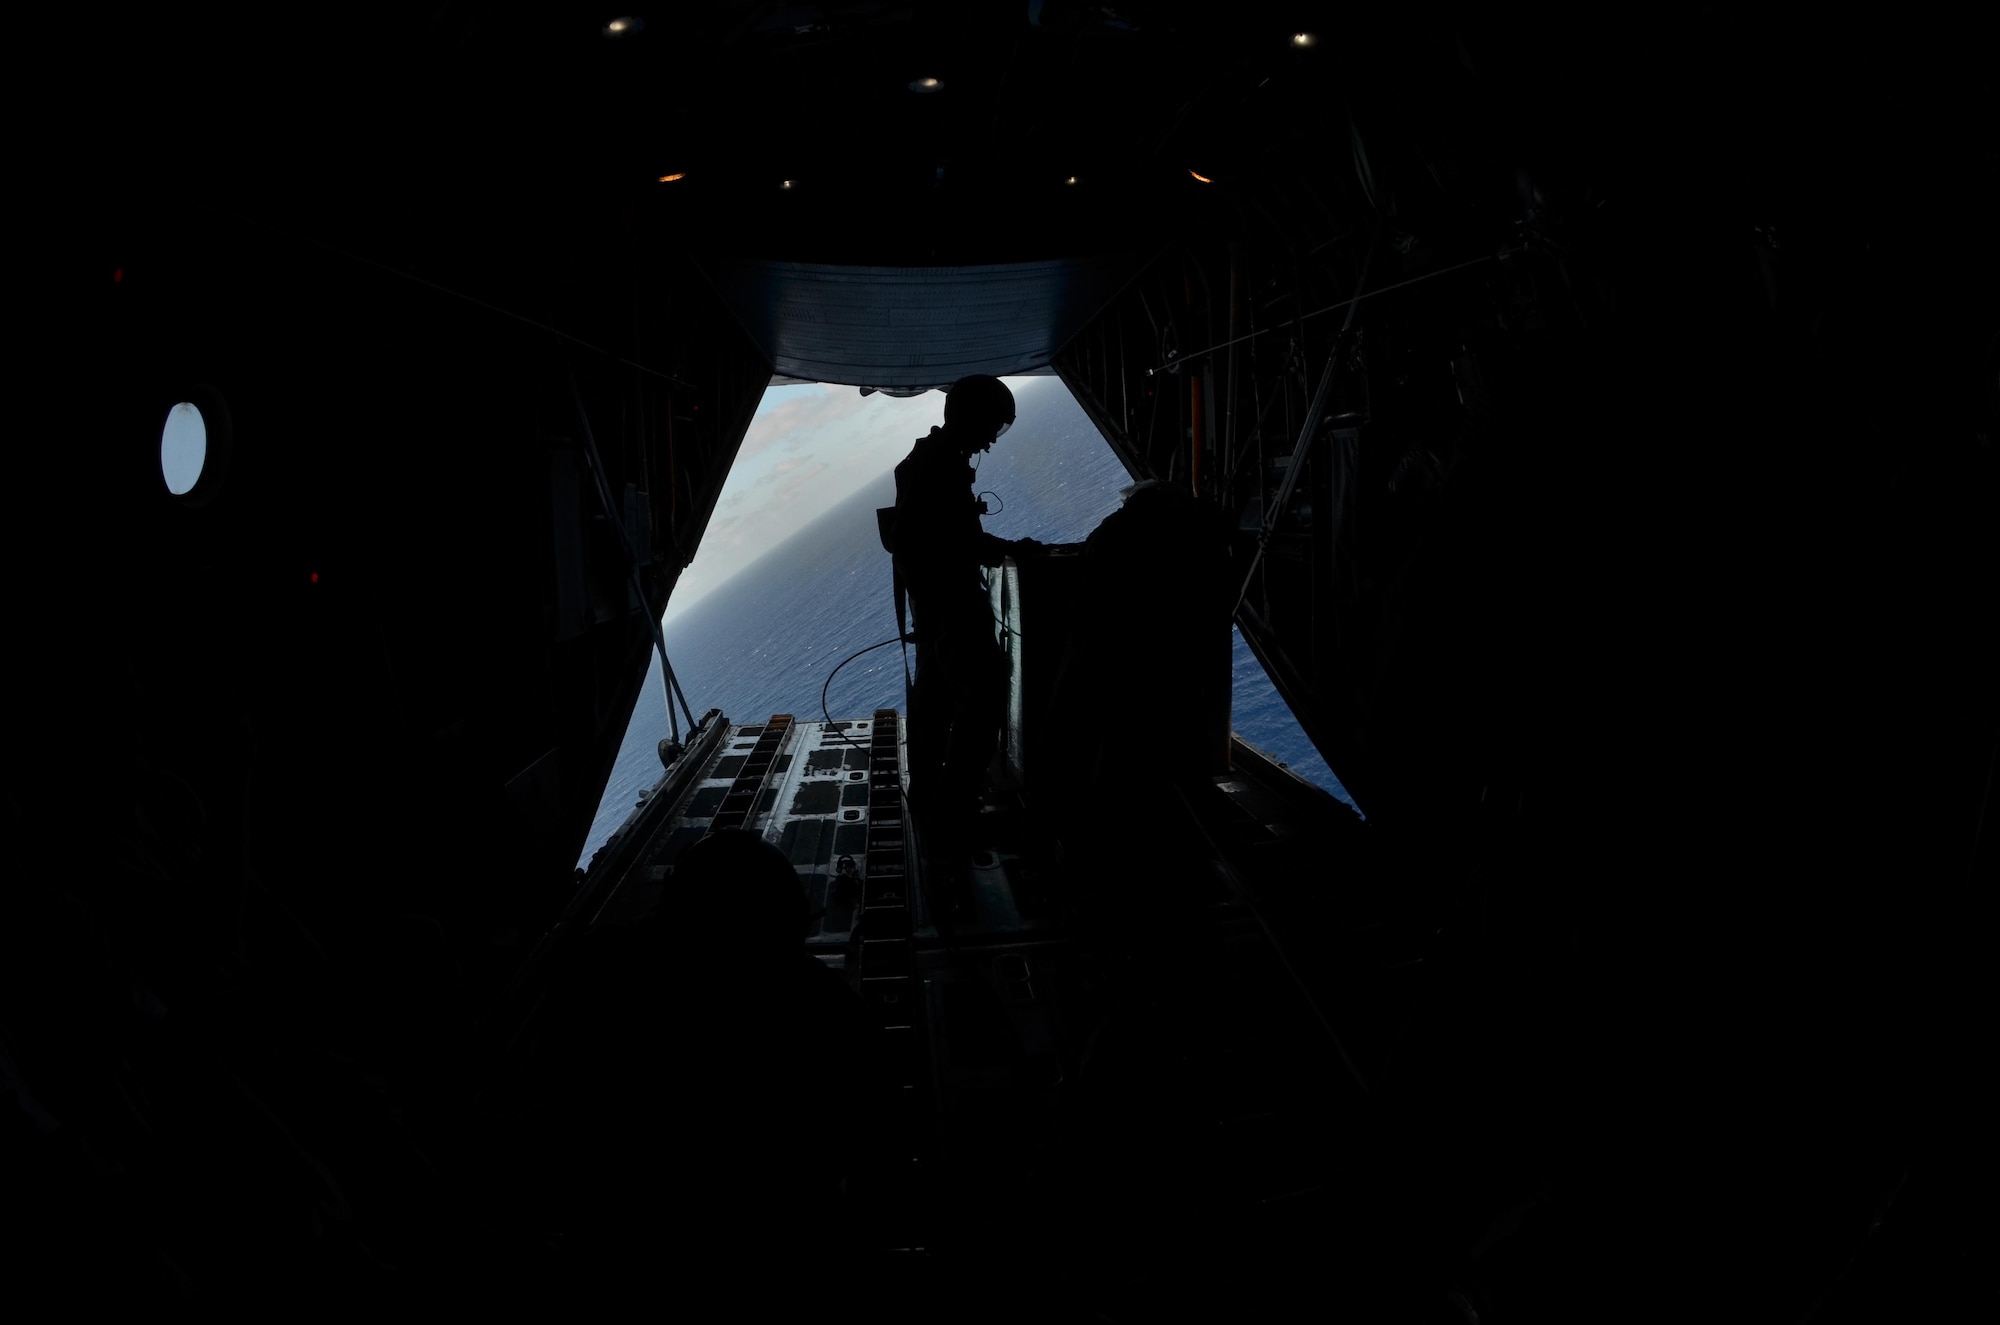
[310,572,319,584]
[113,267,123,283]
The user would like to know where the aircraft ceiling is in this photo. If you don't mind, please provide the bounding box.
[49,4,1992,386]
[60,3,1494,378]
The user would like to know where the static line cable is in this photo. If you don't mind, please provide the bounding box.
[570,369,694,737]
[823,615,1046,1039]
[1233,230,1383,617]
[566,366,700,742]
[826,615,1052,1044]
[821,634,912,750]
[564,366,696,736]
[1147,251,1499,377]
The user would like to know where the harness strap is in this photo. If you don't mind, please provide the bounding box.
[879,505,915,695]
[893,557,914,693]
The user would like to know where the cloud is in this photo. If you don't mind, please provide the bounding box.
[736,384,873,461]
[771,460,830,504]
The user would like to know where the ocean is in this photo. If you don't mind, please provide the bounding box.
[579,380,1358,865]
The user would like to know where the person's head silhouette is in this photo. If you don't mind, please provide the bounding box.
[671,828,810,961]
[944,374,1015,454]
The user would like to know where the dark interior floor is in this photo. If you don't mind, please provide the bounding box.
[551,712,1482,1319]
[16,706,1982,1322]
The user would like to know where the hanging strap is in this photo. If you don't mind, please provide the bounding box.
[879,505,914,693]
[893,559,914,691]
[567,362,700,741]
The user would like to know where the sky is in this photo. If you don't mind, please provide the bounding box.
[662,376,1054,621]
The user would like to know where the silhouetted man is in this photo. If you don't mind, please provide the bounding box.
[889,375,1041,874]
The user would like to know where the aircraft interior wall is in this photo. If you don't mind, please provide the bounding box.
[17,199,776,997]
[9,4,1994,1316]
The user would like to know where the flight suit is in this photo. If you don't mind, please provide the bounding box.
[889,424,1024,852]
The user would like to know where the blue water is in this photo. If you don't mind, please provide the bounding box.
[581,380,1357,865]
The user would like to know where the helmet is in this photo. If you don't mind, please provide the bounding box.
[943,374,1015,437]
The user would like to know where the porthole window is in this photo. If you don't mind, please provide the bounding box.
[161,402,206,495]
[159,386,232,508]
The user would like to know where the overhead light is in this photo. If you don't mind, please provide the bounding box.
[657,172,685,183]
[1065,176,1078,186]
[1291,32,1317,48]
[781,179,797,190]
[909,76,943,93]
[604,16,644,38]
[1189,169,1213,184]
